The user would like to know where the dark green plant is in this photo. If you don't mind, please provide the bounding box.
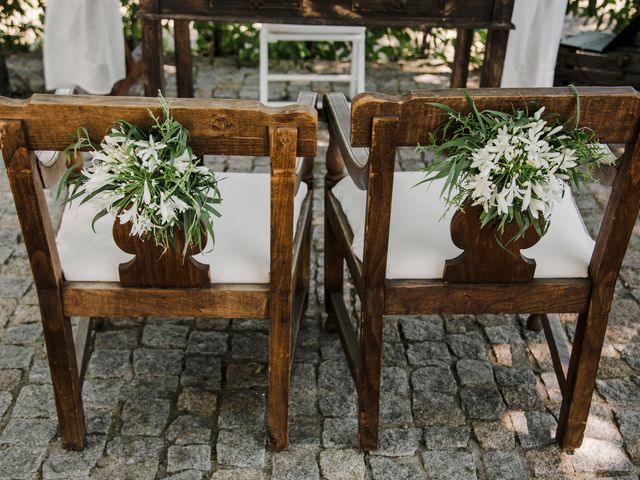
[568,0,639,31]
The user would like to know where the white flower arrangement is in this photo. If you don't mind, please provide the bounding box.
[419,90,614,241]
[59,94,221,256]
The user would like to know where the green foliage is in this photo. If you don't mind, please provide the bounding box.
[568,0,639,31]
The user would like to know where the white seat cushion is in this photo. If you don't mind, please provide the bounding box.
[331,172,595,279]
[56,173,308,284]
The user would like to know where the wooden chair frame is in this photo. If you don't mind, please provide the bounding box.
[322,87,640,451]
[0,92,317,450]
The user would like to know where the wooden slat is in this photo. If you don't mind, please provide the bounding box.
[174,19,194,98]
[324,93,370,189]
[291,191,313,289]
[326,192,364,297]
[541,313,571,394]
[289,286,307,367]
[450,28,473,88]
[0,94,317,157]
[74,317,92,383]
[384,279,592,315]
[350,87,640,147]
[62,282,270,318]
[328,290,360,384]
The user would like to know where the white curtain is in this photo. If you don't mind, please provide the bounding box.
[501,0,568,87]
[44,0,125,94]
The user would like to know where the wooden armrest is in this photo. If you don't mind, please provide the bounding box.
[323,92,370,190]
[295,91,317,191]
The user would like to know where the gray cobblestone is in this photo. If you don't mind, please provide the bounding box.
[121,398,171,436]
[167,444,212,472]
[422,450,477,480]
[319,449,365,480]
[181,356,221,390]
[271,447,319,480]
[0,344,33,369]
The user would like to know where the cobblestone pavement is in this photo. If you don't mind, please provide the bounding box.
[1,55,640,479]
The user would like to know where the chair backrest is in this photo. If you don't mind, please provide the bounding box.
[0,94,317,289]
[347,87,640,289]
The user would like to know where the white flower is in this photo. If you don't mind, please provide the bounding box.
[118,205,138,225]
[142,180,152,205]
[136,136,166,172]
[174,150,192,173]
[157,194,177,225]
[82,165,112,194]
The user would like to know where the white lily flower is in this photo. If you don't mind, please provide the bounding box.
[142,180,152,205]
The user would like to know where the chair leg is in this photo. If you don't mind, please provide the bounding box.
[324,213,343,333]
[267,293,293,450]
[358,289,384,451]
[40,293,86,450]
[556,309,608,449]
[298,211,312,315]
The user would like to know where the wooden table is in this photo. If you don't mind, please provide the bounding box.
[139,0,515,98]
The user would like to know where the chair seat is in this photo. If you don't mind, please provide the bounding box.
[56,173,308,284]
[331,172,595,279]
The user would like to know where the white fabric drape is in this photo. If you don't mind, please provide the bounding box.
[501,0,568,87]
[44,0,125,94]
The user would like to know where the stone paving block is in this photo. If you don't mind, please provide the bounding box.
[0,344,33,369]
[406,341,450,366]
[473,420,516,450]
[218,389,265,431]
[28,353,52,384]
[511,411,557,449]
[13,383,55,418]
[380,366,412,424]
[105,436,164,464]
[0,417,57,445]
[91,460,159,480]
[319,449,365,480]
[0,369,21,390]
[177,388,218,418]
[0,444,47,480]
[225,363,268,389]
[369,456,425,480]
[216,429,266,468]
[167,445,212,473]
[42,435,106,479]
[210,469,264,480]
[460,388,505,421]
[422,450,477,480]
[318,358,356,417]
[231,331,268,361]
[290,363,317,417]
[322,417,358,448]
[399,315,444,341]
[493,366,537,386]
[0,390,11,418]
[447,333,488,360]
[482,451,527,480]
[85,407,114,435]
[121,398,171,436]
[412,365,457,394]
[383,342,408,367]
[94,330,139,350]
[133,348,184,375]
[374,428,422,457]
[9,304,39,325]
[289,415,321,446]
[571,438,635,474]
[181,356,221,391]
[3,323,42,345]
[597,378,640,408]
[456,359,494,388]
[167,415,211,445]
[87,349,132,380]
[82,380,123,410]
[186,330,228,355]
[165,471,203,480]
[424,426,471,449]
[121,374,179,401]
[501,383,545,411]
[142,323,189,349]
[0,277,31,299]
[484,325,523,344]
[413,389,466,427]
[622,342,640,369]
[271,447,319,480]
[616,410,640,463]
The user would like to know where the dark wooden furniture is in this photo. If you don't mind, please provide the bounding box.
[0,92,317,450]
[322,87,640,450]
[555,44,640,89]
[138,0,515,98]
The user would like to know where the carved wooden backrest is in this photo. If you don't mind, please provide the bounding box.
[0,95,317,288]
[349,87,640,283]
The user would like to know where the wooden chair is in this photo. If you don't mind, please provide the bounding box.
[322,87,640,451]
[0,92,317,450]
